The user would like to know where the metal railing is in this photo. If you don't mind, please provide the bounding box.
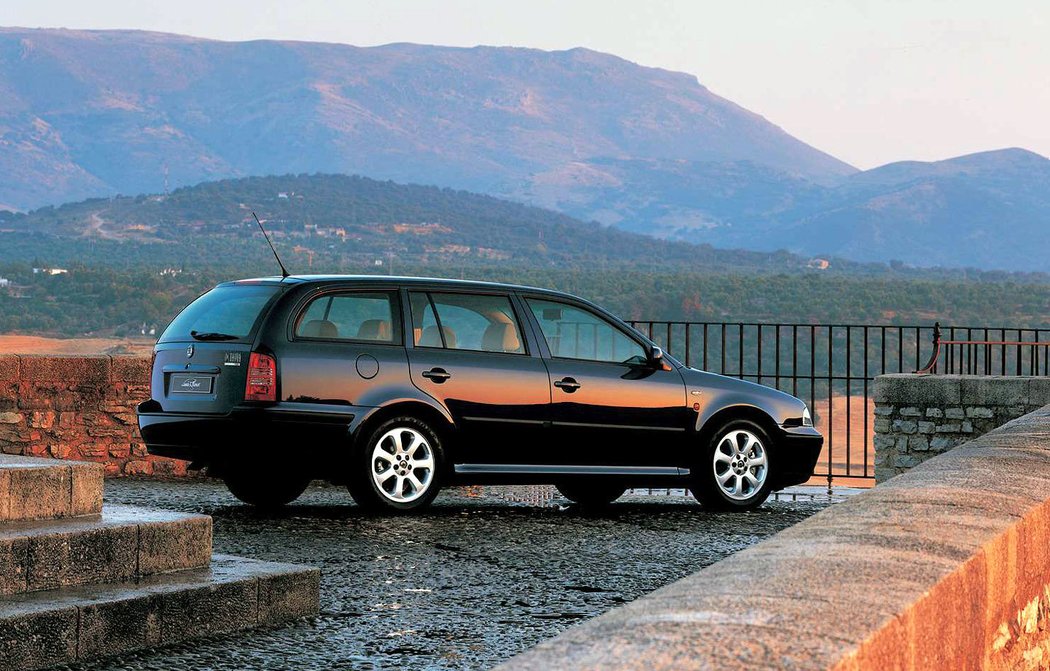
[917,322,1050,375]
[628,320,1050,488]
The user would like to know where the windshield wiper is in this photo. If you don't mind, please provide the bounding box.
[190,331,239,341]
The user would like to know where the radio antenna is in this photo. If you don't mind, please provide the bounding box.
[252,211,289,278]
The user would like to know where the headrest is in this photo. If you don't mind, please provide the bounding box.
[301,319,338,339]
[482,322,522,353]
[356,319,391,341]
[419,325,456,348]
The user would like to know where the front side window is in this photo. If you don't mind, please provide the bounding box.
[526,298,646,364]
[296,291,399,343]
[410,292,526,355]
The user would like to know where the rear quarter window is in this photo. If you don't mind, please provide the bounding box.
[159,285,281,343]
[294,291,401,344]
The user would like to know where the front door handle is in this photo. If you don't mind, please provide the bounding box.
[421,368,451,383]
[553,377,581,393]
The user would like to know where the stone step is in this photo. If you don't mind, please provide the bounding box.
[0,504,211,596]
[0,454,103,522]
[0,554,320,671]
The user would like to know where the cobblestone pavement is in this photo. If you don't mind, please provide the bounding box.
[68,480,831,671]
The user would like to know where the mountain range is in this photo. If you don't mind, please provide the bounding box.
[0,27,1047,271]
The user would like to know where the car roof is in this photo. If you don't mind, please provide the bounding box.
[224,274,574,298]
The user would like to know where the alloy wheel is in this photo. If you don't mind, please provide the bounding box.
[371,426,436,503]
[712,429,768,501]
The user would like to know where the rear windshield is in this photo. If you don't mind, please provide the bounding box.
[159,284,281,343]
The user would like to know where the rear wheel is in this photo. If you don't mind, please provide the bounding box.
[692,419,773,511]
[556,479,627,507]
[222,468,310,509]
[347,416,445,513]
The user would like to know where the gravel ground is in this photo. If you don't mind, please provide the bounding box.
[67,480,831,671]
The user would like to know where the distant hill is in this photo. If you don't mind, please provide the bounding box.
[776,149,1050,270]
[0,28,1046,272]
[0,173,847,275]
[683,148,1048,271]
[0,28,851,217]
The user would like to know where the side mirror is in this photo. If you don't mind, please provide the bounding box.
[649,345,669,369]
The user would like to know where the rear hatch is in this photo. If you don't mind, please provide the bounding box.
[151,282,284,414]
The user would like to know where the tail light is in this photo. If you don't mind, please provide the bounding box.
[245,352,277,402]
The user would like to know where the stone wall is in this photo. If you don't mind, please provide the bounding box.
[0,355,188,477]
[873,374,1050,483]
[498,403,1050,670]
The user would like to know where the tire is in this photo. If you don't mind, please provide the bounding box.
[556,479,627,507]
[691,419,773,511]
[223,468,310,509]
[347,416,445,513]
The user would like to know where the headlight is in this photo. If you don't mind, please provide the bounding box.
[802,406,813,427]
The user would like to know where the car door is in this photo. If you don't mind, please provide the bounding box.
[523,296,690,467]
[405,290,551,466]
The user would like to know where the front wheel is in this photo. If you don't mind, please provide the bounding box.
[556,479,627,507]
[692,420,773,511]
[222,468,311,509]
[347,416,444,513]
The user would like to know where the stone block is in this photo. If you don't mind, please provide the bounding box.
[899,406,922,417]
[258,566,322,623]
[893,454,921,468]
[138,513,212,575]
[0,536,27,595]
[4,465,70,522]
[70,461,104,516]
[966,406,995,419]
[0,356,19,383]
[874,465,896,483]
[917,421,936,434]
[874,374,961,406]
[0,602,78,671]
[1029,378,1050,407]
[26,525,139,592]
[78,593,162,661]
[873,435,896,449]
[892,419,917,434]
[18,356,111,385]
[935,423,961,433]
[960,421,974,433]
[960,376,1030,408]
[925,407,944,418]
[159,576,258,641]
[873,418,891,433]
[908,435,930,452]
[930,436,957,452]
[110,355,151,383]
[873,405,895,416]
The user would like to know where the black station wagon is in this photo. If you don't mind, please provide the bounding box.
[138,276,822,512]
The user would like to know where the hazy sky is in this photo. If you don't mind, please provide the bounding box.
[3,0,1048,169]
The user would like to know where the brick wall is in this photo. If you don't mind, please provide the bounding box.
[873,374,1050,483]
[0,355,189,477]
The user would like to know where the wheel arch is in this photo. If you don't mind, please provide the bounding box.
[350,399,456,459]
[695,404,781,452]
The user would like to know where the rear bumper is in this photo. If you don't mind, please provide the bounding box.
[771,426,824,490]
[137,401,359,469]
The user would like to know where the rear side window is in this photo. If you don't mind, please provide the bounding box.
[410,291,525,354]
[296,291,401,344]
[160,284,280,343]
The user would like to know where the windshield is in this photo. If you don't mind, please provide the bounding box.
[159,284,281,344]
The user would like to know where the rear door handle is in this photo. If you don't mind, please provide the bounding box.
[553,377,581,393]
[421,368,452,383]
